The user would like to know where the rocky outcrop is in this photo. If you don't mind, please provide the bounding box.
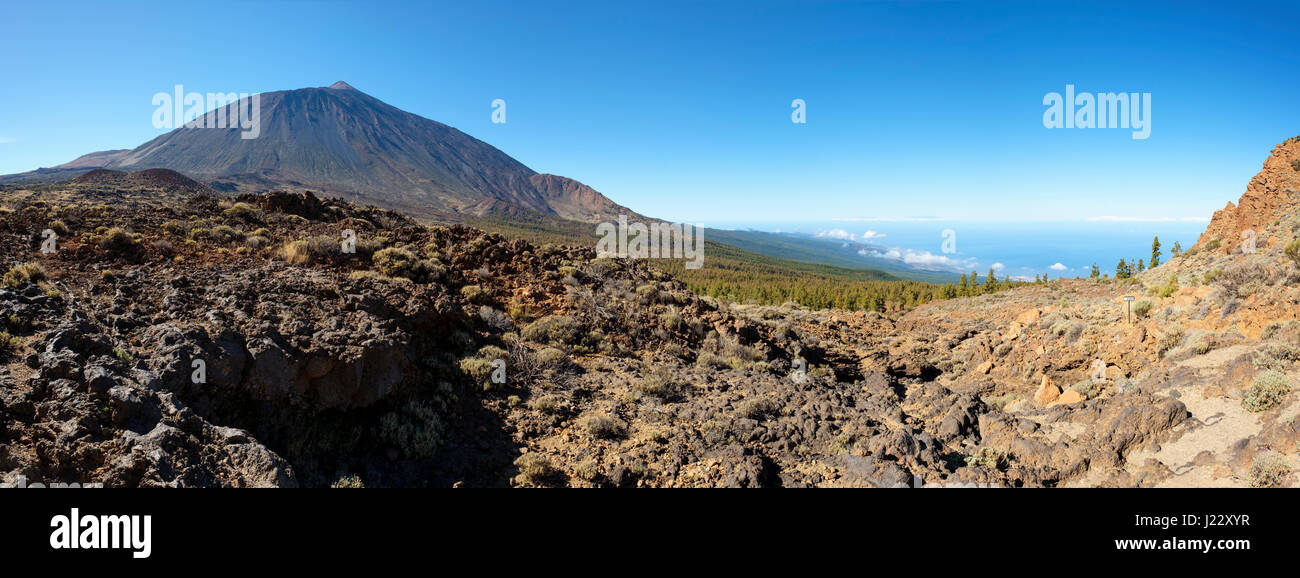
[0,302,296,487]
[1196,137,1300,252]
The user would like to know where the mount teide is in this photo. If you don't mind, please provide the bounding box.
[33,81,637,222]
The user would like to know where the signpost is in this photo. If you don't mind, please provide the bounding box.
[1123,296,1135,323]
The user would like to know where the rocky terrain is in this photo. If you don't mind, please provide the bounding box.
[0,139,1297,488]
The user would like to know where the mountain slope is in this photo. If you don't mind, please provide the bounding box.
[24,82,634,222]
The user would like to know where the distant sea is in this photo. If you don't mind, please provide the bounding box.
[708,220,1210,281]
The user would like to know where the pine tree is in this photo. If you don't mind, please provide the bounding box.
[1116,259,1129,279]
[1090,262,1100,279]
[986,267,997,290]
[1137,258,1145,272]
[1150,236,1161,268]
[1171,241,1182,257]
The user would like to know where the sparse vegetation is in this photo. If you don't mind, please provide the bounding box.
[378,400,444,459]
[459,284,488,304]
[330,474,365,488]
[282,236,340,265]
[373,247,442,282]
[1156,325,1184,358]
[1286,238,1300,267]
[1150,275,1178,298]
[3,262,46,288]
[1250,452,1291,488]
[223,202,262,220]
[580,413,626,438]
[636,366,679,399]
[98,227,140,254]
[522,315,580,347]
[1132,300,1153,318]
[1243,370,1291,412]
[513,452,556,485]
[964,447,1010,470]
[1252,344,1300,371]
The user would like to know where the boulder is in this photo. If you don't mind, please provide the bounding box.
[1033,374,1060,406]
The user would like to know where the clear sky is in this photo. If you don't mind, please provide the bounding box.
[2,0,1297,224]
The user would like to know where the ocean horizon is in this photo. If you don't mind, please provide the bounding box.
[709,219,1211,280]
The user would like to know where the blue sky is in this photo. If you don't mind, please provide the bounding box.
[2,0,1297,224]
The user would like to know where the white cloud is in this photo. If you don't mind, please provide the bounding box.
[1087,215,1209,223]
[816,229,855,240]
[1049,263,1068,271]
[861,230,886,239]
[991,262,1005,270]
[858,246,977,272]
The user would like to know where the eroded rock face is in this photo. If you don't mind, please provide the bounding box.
[1196,138,1300,252]
[1,310,296,487]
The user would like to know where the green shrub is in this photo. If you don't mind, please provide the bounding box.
[373,247,442,282]
[1252,344,1300,371]
[1286,239,1300,267]
[1150,275,1179,298]
[162,220,189,236]
[1156,325,1184,359]
[378,400,443,459]
[1132,300,1153,318]
[637,366,679,399]
[1068,380,1097,398]
[535,347,568,367]
[736,396,778,420]
[513,453,556,485]
[1250,451,1291,488]
[459,284,488,304]
[98,227,139,254]
[964,447,1010,470]
[573,459,600,482]
[330,474,365,488]
[660,309,684,332]
[223,202,262,220]
[1185,331,1214,355]
[282,236,340,265]
[210,224,245,244]
[696,351,731,370]
[459,357,499,390]
[580,414,625,439]
[3,262,46,288]
[527,394,564,413]
[522,315,580,346]
[984,393,1023,411]
[1243,370,1291,412]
